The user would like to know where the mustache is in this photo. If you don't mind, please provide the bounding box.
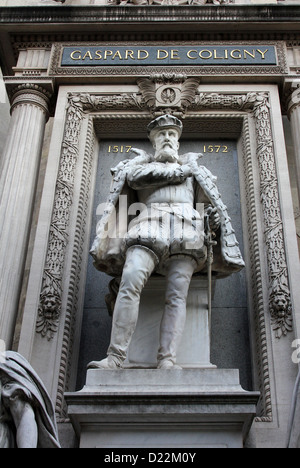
[157,142,178,152]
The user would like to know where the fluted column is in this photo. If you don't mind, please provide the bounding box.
[0,83,52,348]
[287,84,300,206]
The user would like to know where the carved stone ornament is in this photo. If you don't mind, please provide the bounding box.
[138,75,200,114]
[7,83,52,117]
[250,93,293,339]
[36,96,84,340]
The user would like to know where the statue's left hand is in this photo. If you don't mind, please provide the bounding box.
[206,206,221,232]
[184,152,203,172]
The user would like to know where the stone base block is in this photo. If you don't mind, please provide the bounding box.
[66,369,259,448]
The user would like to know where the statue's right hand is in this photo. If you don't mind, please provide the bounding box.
[185,152,203,168]
[180,164,193,178]
[129,148,147,158]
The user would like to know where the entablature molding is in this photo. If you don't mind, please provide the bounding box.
[2,4,300,76]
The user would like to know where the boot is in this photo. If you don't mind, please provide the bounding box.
[87,355,122,370]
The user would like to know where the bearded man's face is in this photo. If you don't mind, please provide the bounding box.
[152,128,180,163]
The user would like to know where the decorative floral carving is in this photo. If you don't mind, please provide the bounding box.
[56,118,95,417]
[36,96,84,340]
[250,93,293,338]
[73,92,144,111]
[194,92,249,110]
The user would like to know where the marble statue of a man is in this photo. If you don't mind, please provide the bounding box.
[89,114,244,370]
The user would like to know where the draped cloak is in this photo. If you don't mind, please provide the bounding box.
[0,351,60,448]
[90,150,245,278]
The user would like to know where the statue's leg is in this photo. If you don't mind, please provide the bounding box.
[88,246,157,369]
[157,256,196,369]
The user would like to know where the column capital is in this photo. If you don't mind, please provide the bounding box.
[4,78,55,117]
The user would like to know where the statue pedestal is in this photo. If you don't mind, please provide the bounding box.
[66,369,259,448]
[125,277,214,368]
[66,278,259,448]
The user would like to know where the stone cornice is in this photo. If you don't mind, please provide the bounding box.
[0,5,300,29]
[1,4,299,75]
